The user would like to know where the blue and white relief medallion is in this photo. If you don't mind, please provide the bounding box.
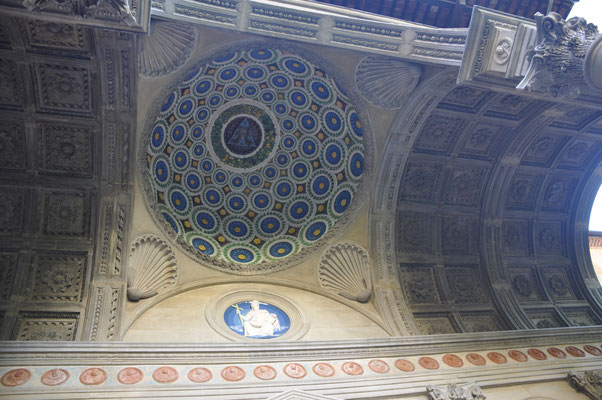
[224,300,290,338]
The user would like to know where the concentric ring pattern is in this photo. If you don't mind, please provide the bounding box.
[144,47,365,269]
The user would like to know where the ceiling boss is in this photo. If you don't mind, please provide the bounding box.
[143,45,366,272]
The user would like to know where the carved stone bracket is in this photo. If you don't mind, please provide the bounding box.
[517,12,599,98]
[427,382,486,400]
[568,370,602,400]
[458,7,602,108]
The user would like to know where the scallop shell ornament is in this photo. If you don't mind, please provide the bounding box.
[127,234,178,301]
[355,56,421,109]
[318,242,372,303]
[138,20,197,78]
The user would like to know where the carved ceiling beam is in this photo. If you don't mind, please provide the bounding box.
[80,29,138,341]
[458,6,602,109]
[149,0,466,67]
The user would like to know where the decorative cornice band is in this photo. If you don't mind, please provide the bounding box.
[151,0,467,67]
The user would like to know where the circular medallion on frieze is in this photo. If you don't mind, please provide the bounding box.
[188,367,213,383]
[141,44,370,273]
[527,348,547,360]
[79,368,107,385]
[312,362,335,377]
[41,369,70,386]
[117,367,144,385]
[153,366,178,383]
[394,359,415,372]
[466,353,486,366]
[1,369,31,387]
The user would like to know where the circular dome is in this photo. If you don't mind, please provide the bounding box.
[142,45,367,272]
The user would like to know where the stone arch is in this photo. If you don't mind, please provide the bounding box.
[372,72,602,334]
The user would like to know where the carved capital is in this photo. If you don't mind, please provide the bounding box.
[568,370,602,400]
[427,382,486,400]
[517,12,599,98]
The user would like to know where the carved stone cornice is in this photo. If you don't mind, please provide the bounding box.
[568,370,602,400]
[427,382,486,400]
[149,0,466,67]
[1,330,602,399]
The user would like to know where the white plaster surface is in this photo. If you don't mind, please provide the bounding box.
[124,283,389,342]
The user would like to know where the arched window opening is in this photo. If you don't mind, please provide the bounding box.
[588,184,602,284]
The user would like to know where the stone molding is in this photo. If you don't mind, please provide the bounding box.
[149,0,466,67]
[1,328,602,399]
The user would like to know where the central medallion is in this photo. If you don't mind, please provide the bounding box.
[224,117,261,155]
[209,102,278,171]
[143,45,367,272]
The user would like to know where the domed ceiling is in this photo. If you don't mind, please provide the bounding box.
[142,45,368,273]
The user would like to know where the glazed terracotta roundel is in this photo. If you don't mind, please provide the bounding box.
[312,362,335,377]
[144,46,366,272]
[394,359,415,372]
[188,367,212,383]
[41,369,70,386]
[1,369,31,387]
